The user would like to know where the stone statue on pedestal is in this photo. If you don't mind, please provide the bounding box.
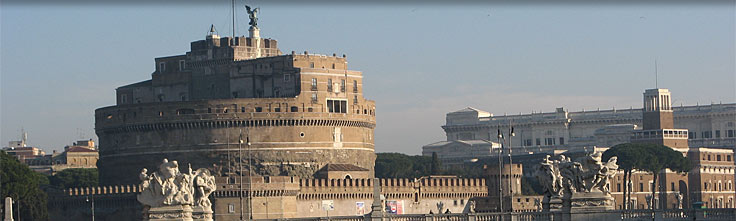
[536,153,619,220]
[137,159,216,221]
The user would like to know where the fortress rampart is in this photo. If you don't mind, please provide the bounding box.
[49,177,488,220]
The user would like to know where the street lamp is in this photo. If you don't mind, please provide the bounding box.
[238,129,244,221]
[86,196,95,221]
[508,127,515,201]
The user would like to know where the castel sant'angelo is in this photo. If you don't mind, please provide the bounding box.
[95,13,376,185]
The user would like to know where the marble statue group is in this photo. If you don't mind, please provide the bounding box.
[137,159,216,221]
[535,152,619,198]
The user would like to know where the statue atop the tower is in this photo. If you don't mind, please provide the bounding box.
[245,5,259,28]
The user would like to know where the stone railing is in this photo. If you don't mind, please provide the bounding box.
[62,185,141,196]
[261,208,736,221]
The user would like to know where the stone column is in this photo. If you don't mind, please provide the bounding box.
[4,197,13,221]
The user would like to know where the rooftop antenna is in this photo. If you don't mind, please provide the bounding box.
[655,59,658,88]
[232,0,236,38]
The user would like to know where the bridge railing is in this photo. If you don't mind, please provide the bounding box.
[259,208,736,221]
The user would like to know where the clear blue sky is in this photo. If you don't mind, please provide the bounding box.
[1,2,734,154]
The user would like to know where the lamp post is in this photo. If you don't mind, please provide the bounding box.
[508,127,515,200]
[238,128,244,221]
[496,129,504,214]
[247,131,253,221]
[86,196,95,221]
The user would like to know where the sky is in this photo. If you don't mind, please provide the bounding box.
[1,1,734,155]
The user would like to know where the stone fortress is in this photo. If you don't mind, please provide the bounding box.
[95,19,376,185]
[55,8,493,221]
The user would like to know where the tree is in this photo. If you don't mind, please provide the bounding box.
[1,151,49,220]
[603,143,647,210]
[375,153,432,178]
[603,143,691,210]
[638,144,690,210]
[49,168,98,189]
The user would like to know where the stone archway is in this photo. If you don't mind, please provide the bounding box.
[679,180,688,208]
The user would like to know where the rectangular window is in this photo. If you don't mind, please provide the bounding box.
[228,204,235,213]
[617,184,621,192]
[728,130,734,138]
[559,137,565,145]
[311,78,317,91]
[179,60,186,71]
[255,107,262,112]
[524,139,532,146]
[327,79,333,92]
[159,62,166,72]
[716,130,721,138]
[340,79,346,92]
[284,74,290,82]
[639,183,644,192]
[717,155,722,161]
[728,155,732,162]
[649,182,654,192]
[354,95,358,104]
[671,182,675,191]
[327,99,347,113]
[545,138,555,146]
[120,94,128,104]
[311,93,318,103]
[310,62,315,68]
[536,138,541,146]
[703,131,712,138]
[353,80,358,93]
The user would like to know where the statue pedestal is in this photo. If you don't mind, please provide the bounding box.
[567,192,617,221]
[568,192,615,212]
[143,205,193,221]
[191,206,213,221]
[543,192,617,221]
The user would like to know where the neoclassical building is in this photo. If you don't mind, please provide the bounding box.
[424,88,736,209]
[95,24,376,185]
[424,98,735,166]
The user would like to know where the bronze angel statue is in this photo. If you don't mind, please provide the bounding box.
[245,5,259,28]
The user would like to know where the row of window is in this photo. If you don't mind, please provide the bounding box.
[523,137,565,146]
[311,78,359,93]
[688,130,736,139]
[615,180,734,193]
[703,154,732,162]
[704,180,733,191]
[104,103,376,121]
[158,60,187,73]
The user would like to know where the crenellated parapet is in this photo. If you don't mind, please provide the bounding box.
[296,177,487,201]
